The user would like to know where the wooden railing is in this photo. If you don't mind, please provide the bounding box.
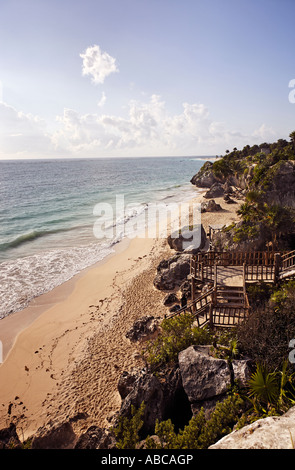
[165,250,295,329]
[212,306,248,327]
[244,264,276,282]
[192,251,277,267]
[166,283,249,328]
[281,250,295,272]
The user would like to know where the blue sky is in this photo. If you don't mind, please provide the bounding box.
[0,0,294,158]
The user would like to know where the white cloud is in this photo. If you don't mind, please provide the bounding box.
[252,123,277,141]
[0,102,54,157]
[80,45,119,85]
[0,96,284,159]
[53,94,269,157]
[97,92,107,108]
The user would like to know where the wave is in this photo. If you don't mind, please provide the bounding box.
[0,227,78,252]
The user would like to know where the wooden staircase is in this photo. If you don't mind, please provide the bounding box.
[166,285,249,328]
[165,249,295,329]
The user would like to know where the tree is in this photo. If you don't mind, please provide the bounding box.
[290,131,295,153]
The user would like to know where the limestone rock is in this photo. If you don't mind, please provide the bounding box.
[163,292,179,306]
[178,345,232,403]
[31,421,77,449]
[117,373,165,435]
[204,182,225,199]
[75,426,116,449]
[118,369,141,399]
[190,162,218,188]
[231,359,252,388]
[125,316,160,343]
[210,406,295,449]
[0,423,22,449]
[167,224,206,252]
[201,199,222,213]
[153,254,190,291]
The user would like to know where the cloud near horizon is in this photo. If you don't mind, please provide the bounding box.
[80,45,119,85]
[51,94,280,157]
[0,96,284,159]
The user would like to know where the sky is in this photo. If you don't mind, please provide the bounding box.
[0,0,295,159]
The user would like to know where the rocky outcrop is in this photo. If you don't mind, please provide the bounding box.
[179,346,231,402]
[125,316,160,343]
[167,224,207,252]
[211,221,267,252]
[190,161,219,188]
[0,423,22,449]
[204,182,225,199]
[262,160,295,209]
[163,292,179,306]
[210,406,295,449]
[153,254,190,291]
[117,365,192,436]
[75,426,116,449]
[178,346,252,417]
[31,421,77,449]
[117,371,165,436]
[201,199,222,213]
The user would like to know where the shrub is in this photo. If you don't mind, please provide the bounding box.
[145,393,244,449]
[237,282,295,370]
[142,313,214,371]
[112,402,145,449]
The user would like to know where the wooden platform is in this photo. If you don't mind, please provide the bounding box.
[165,249,295,328]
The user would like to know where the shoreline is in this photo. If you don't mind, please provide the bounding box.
[0,190,242,440]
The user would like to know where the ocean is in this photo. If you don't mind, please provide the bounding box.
[0,156,205,319]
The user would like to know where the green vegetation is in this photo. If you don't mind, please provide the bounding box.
[142,313,214,371]
[211,134,295,182]
[112,278,295,449]
[145,393,244,449]
[112,402,145,449]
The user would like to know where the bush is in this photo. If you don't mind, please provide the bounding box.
[237,282,295,370]
[142,313,214,371]
[145,393,244,449]
[112,402,145,449]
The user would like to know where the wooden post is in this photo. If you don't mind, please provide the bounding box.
[191,274,196,314]
[243,263,247,308]
[209,303,213,329]
[213,265,217,306]
[274,253,281,283]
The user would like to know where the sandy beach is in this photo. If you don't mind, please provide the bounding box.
[0,192,242,441]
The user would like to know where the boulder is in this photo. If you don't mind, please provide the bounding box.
[167,224,206,252]
[201,199,222,213]
[153,254,190,291]
[204,182,225,199]
[31,421,77,449]
[223,195,236,204]
[209,406,295,449]
[125,316,160,343]
[179,280,192,299]
[211,221,267,252]
[190,162,218,188]
[231,359,252,388]
[117,373,165,436]
[0,423,22,449]
[178,346,231,403]
[169,304,181,313]
[118,369,141,399]
[163,293,179,306]
[75,426,116,449]
[117,366,191,436]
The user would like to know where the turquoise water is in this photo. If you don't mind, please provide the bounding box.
[0,156,205,318]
